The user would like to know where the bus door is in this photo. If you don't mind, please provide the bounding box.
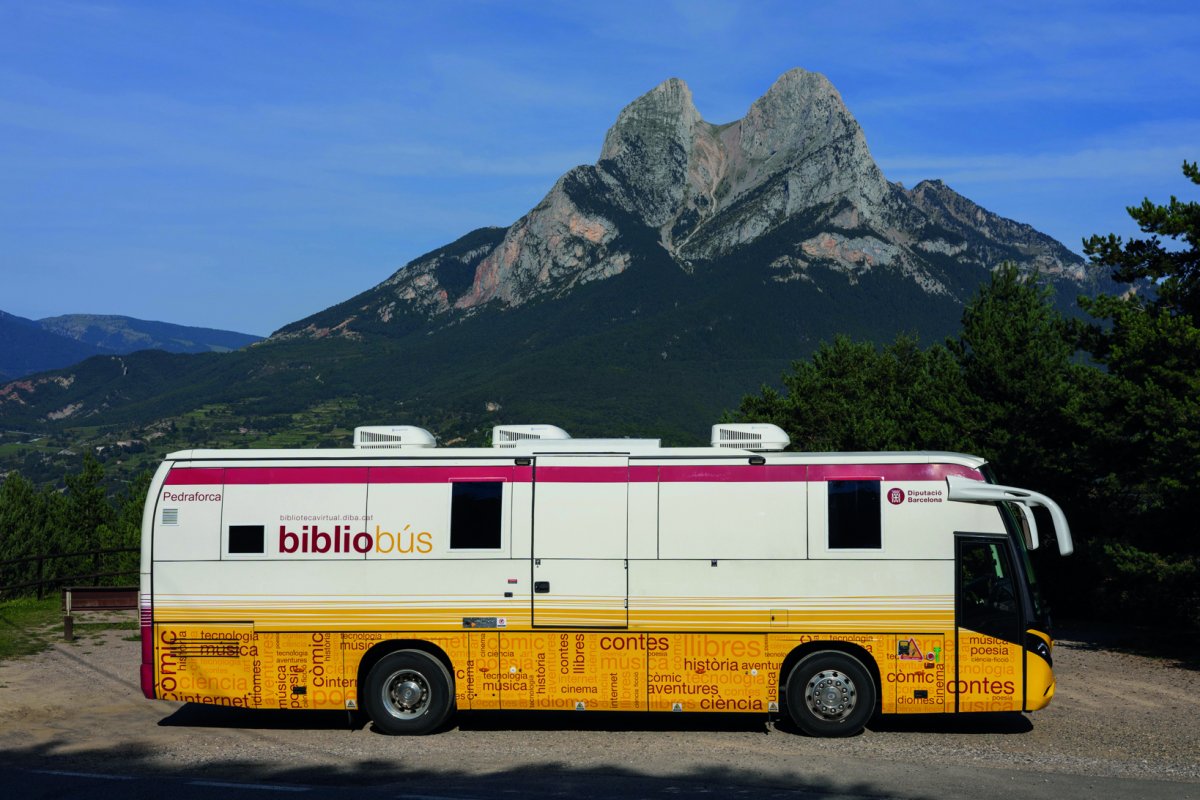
[531,456,628,628]
[954,534,1024,712]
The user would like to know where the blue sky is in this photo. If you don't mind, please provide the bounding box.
[2,1,1197,336]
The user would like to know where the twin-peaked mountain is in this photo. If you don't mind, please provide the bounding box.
[1,69,1099,446]
[278,69,1085,341]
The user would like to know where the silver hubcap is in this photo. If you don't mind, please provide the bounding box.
[382,669,430,719]
[805,669,857,721]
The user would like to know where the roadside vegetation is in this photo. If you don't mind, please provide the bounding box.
[0,454,146,595]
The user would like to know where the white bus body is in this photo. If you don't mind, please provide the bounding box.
[139,424,1071,736]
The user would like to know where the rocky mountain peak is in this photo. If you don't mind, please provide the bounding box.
[736,68,846,166]
[275,68,1087,341]
[598,77,704,230]
[599,77,701,163]
[666,67,891,260]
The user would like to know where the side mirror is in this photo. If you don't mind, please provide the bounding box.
[1013,502,1040,551]
[946,475,1073,556]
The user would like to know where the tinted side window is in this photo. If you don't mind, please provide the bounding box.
[958,539,1020,641]
[450,482,503,549]
[229,524,265,554]
[828,480,881,549]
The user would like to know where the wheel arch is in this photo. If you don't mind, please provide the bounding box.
[355,638,456,705]
[778,640,882,715]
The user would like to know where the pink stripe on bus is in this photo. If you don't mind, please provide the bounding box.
[223,467,369,484]
[141,662,155,700]
[536,466,628,483]
[628,465,659,482]
[808,463,981,481]
[164,468,224,485]
[657,465,809,483]
[370,466,516,483]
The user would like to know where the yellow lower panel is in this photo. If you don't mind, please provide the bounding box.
[156,626,477,711]
[156,625,333,709]
[152,625,1036,719]
[646,633,774,712]
[471,632,776,712]
[952,628,1024,712]
[1024,630,1055,711]
[877,634,949,713]
[496,631,645,711]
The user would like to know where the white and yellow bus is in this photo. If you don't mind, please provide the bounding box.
[139,423,1073,736]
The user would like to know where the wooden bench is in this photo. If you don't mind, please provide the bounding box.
[62,586,138,642]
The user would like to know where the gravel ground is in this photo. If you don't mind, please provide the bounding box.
[0,613,1196,795]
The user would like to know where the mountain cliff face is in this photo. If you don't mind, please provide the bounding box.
[278,68,1083,340]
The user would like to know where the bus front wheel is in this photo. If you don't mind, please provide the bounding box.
[785,650,875,737]
[365,650,454,735]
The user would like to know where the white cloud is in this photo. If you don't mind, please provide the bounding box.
[878,122,1200,185]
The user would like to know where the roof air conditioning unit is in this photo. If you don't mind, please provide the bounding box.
[353,426,437,450]
[710,423,790,452]
[492,424,571,448]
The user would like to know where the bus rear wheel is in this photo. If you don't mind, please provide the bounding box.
[785,651,875,737]
[364,650,454,735]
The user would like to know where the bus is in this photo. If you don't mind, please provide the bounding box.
[139,422,1072,737]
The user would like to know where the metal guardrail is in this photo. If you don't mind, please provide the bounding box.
[0,547,139,599]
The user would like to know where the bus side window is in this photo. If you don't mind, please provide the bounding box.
[828,480,881,549]
[450,482,503,549]
[228,524,265,554]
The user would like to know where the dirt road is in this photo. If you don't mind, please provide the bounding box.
[0,615,1196,799]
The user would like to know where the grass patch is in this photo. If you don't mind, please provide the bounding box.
[0,600,139,658]
[69,614,138,646]
[75,619,138,633]
[0,597,61,661]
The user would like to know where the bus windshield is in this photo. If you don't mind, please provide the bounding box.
[980,465,1047,619]
[1002,501,1047,619]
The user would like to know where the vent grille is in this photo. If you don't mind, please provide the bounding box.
[492,425,571,448]
[710,423,789,452]
[161,508,179,526]
[718,429,763,443]
[359,431,404,444]
[497,431,542,442]
[353,425,437,449]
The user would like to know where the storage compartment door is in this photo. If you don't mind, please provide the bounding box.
[532,456,628,628]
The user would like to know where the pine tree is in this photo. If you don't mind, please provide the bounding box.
[948,263,1086,492]
[1079,160,1200,626]
[59,454,116,583]
[0,473,50,591]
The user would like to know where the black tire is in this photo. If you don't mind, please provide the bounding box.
[364,650,454,735]
[785,650,876,737]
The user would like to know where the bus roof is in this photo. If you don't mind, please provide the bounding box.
[164,444,988,469]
